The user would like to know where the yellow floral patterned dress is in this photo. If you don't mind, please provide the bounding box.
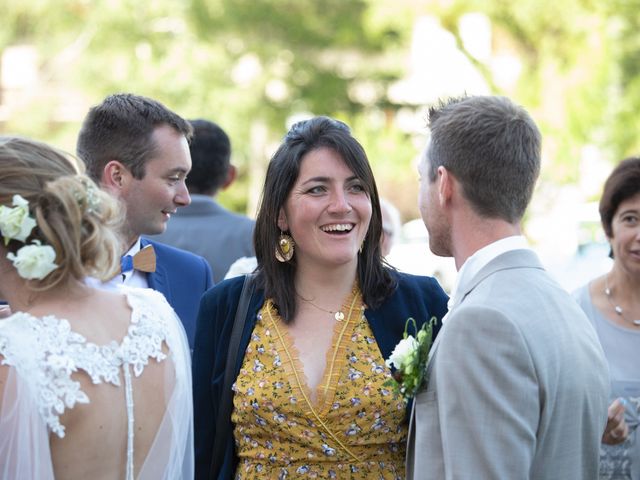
[231,286,408,479]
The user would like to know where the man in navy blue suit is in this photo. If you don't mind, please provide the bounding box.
[77,93,213,348]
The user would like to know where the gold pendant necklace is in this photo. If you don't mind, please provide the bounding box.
[297,294,345,321]
[604,274,640,326]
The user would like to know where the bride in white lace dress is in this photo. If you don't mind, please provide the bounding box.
[0,137,193,479]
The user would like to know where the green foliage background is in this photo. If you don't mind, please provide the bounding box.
[1,0,639,220]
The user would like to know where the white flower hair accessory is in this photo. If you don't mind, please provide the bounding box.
[0,194,58,280]
[7,240,58,280]
[0,195,37,246]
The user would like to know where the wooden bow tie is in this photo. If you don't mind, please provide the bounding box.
[121,245,156,273]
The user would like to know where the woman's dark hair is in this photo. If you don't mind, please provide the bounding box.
[599,156,640,238]
[254,116,396,323]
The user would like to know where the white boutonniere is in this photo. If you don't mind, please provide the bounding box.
[385,317,437,402]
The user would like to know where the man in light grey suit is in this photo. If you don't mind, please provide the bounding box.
[153,119,255,283]
[406,95,610,479]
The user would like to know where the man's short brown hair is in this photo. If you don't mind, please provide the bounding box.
[77,93,193,181]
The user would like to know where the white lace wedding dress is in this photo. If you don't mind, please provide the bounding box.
[0,286,193,479]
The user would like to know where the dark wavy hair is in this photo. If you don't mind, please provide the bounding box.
[254,116,396,323]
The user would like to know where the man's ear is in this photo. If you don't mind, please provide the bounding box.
[221,165,237,190]
[277,208,288,232]
[437,166,453,206]
[102,160,131,193]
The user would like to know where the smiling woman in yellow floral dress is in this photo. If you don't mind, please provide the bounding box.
[192,117,449,479]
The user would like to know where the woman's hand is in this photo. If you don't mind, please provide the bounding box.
[602,398,629,445]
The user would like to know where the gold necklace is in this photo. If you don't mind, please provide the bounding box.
[604,274,640,326]
[297,294,345,321]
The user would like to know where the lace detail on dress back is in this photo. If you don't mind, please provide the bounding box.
[0,287,173,439]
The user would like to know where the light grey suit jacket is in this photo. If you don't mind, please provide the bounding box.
[152,194,255,283]
[407,249,609,480]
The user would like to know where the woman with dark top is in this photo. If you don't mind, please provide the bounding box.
[192,117,448,479]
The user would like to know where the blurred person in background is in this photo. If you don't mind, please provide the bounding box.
[0,137,193,479]
[192,116,448,479]
[77,93,213,348]
[379,197,402,258]
[573,156,640,480]
[153,119,255,283]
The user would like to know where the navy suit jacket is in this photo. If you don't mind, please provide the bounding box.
[192,270,449,479]
[141,237,213,348]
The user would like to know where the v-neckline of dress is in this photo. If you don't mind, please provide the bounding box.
[263,284,364,417]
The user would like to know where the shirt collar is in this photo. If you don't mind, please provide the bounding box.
[121,237,142,282]
[447,235,529,312]
[124,237,142,258]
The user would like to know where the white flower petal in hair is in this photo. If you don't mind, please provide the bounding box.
[0,194,37,246]
[7,240,58,280]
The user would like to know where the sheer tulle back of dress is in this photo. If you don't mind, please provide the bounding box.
[137,306,194,480]
[0,368,56,479]
[0,287,194,480]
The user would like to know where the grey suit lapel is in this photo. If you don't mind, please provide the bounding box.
[408,318,442,480]
[426,249,543,365]
[406,399,417,479]
[456,249,544,305]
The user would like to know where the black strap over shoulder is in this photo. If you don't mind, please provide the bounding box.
[209,273,256,480]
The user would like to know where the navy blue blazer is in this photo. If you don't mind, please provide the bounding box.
[140,237,213,348]
[192,270,449,479]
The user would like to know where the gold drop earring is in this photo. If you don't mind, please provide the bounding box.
[275,231,295,262]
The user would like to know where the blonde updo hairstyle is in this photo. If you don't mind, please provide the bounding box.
[0,136,124,290]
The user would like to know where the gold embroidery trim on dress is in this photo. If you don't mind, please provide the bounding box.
[316,286,363,412]
[264,300,363,464]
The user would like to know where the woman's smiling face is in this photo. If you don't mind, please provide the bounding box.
[278,147,372,270]
[610,192,640,276]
